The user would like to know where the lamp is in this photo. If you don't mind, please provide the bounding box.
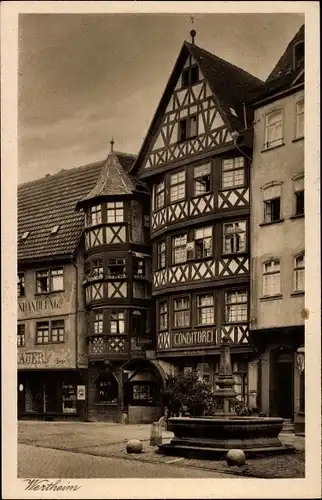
[296,346,305,373]
[231,130,253,162]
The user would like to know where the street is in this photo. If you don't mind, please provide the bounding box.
[18,443,229,478]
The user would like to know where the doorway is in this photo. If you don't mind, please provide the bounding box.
[275,351,293,419]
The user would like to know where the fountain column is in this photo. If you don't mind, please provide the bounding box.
[213,337,237,418]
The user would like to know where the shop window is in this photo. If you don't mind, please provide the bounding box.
[194,226,212,259]
[262,259,281,296]
[107,258,125,278]
[17,324,25,347]
[295,99,304,138]
[225,291,248,323]
[62,383,77,413]
[222,157,244,189]
[157,241,166,269]
[110,311,125,334]
[173,297,190,328]
[36,268,64,293]
[107,201,124,223]
[133,384,153,403]
[93,311,104,334]
[178,115,197,142]
[155,180,165,210]
[169,171,186,202]
[293,254,305,292]
[97,374,119,404]
[159,300,168,331]
[264,109,284,150]
[17,272,25,297]
[87,204,102,226]
[172,234,187,264]
[196,294,215,325]
[223,221,246,254]
[193,163,211,196]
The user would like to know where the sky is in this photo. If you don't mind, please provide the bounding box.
[18,13,304,184]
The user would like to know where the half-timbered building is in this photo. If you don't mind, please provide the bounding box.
[248,25,305,433]
[131,33,264,407]
[76,145,164,423]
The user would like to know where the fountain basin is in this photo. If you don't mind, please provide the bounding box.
[158,416,296,459]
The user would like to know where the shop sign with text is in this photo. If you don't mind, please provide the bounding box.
[172,329,216,348]
[18,348,74,369]
[18,297,64,316]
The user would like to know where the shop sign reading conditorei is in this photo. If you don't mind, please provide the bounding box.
[18,348,74,369]
[173,329,216,348]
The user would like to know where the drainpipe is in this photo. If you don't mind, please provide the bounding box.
[71,257,85,419]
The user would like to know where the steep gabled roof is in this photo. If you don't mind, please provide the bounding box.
[267,24,304,82]
[131,40,263,174]
[18,152,136,263]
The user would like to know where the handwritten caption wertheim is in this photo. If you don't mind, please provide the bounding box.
[23,479,81,492]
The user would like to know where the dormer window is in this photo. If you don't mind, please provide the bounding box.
[293,41,304,70]
[51,225,60,235]
[21,231,30,241]
[181,65,199,88]
[87,205,102,226]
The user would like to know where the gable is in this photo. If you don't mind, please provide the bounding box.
[142,53,233,170]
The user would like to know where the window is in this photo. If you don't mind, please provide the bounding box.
[21,231,30,241]
[194,227,212,259]
[133,258,145,278]
[222,157,245,189]
[87,204,102,226]
[194,163,211,196]
[62,383,77,413]
[294,254,305,292]
[159,301,168,331]
[107,201,124,223]
[91,259,104,279]
[157,241,166,269]
[133,384,153,402]
[36,268,64,293]
[132,310,146,335]
[293,41,304,70]
[295,99,304,139]
[264,198,281,223]
[182,65,199,87]
[295,190,304,215]
[264,110,283,149]
[223,221,246,254]
[17,324,25,347]
[172,234,187,264]
[262,260,281,296]
[36,322,50,344]
[107,258,125,277]
[179,115,197,142]
[155,181,165,210]
[197,294,215,325]
[170,171,186,202]
[51,320,65,342]
[225,291,248,323]
[17,273,25,297]
[97,374,118,404]
[110,311,125,334]
[93,311,104,334]
[173,297,190,328]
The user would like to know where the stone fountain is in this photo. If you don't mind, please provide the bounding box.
[158,338,296,459]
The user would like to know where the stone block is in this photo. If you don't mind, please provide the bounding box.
[226,449,246,466]
[126,439,143,454]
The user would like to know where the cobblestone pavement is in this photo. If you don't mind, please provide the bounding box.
[18,421,305,478]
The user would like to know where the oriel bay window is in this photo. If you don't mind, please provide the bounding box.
[225,291,248,323]
[173,297,190,328]
[132,310,146,335]
[133,257,145,278]
[36,268,64,293]
[170,171,186,202]
[197,294,215,325]
[107,201,124,223]
[223,221,246,254]
[262,259,281,296]
[264,109,284,149]
[194,226,212,259]
[155,181,165,210]
[193,163,211,196]
[107,258,125,278]
[17,324,25,347]
[87,204,102,226]
[93,311,104,334]
[294,254,305,292]
[90,258,104,279]
[110,311,125,334]
[222,157,244,189]
[172,234,187,264]
[157,241,166,269]
[158,300,168,331]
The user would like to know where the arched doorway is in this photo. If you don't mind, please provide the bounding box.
[122,359,165,424]
[96,372,119,405]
